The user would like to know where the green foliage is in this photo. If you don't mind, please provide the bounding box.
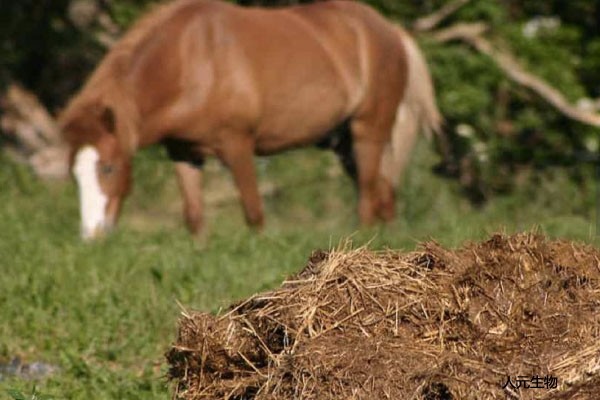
[454,0,507,26]
[387,0,600,197]
[109,1,155,27]
[0,1,102,107]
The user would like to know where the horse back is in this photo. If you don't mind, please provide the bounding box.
[205,1,407,150]
[306,1,408,130]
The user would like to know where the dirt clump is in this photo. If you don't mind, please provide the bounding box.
[166,233,600,399]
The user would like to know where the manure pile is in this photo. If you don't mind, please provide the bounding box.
[166,233,600,399]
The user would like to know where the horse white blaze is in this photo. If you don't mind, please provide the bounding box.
[73,146,108,239]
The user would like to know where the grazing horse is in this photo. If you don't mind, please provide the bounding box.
[60,0,442,240]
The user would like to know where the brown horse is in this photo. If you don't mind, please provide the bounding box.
[59,0,442,240]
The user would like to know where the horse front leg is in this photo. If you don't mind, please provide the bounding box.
[218,135,264,229]
[352,138,385,225]
[174,162,204,235]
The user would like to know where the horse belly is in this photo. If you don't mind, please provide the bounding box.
[254,88,348,154]
[245,29,356,152]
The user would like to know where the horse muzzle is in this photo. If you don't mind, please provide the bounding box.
[81,220,114,241]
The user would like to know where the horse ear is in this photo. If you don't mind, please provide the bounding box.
[101,106,116,134]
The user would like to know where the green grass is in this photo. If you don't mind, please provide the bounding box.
[0,140,597,399]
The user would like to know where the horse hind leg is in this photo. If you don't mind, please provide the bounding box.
[327,132,396,222]
[323,123,395,221]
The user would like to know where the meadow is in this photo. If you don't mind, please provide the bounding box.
[0,139,597,399]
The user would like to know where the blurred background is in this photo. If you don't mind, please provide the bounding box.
[2,0,600,199]
[0,0,599,399]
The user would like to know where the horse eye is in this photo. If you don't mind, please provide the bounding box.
[100,164,115,175]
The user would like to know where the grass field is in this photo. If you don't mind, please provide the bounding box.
[0,140,597,399]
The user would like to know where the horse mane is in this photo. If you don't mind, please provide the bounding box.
[59,0,206,151]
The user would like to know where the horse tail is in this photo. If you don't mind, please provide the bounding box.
[380,29,444,187]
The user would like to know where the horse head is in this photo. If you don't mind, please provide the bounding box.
[61,102,133,240]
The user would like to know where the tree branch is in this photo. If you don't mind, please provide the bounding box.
[413,0,471,32]
[432,22,600,128]
[0,84,69,179]
[1,85,62,146]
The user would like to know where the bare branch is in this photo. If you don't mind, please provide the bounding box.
[29,146,70,180]
[1,84,69,179]
[68,0,120,48]
[432,22,488,42]
[432,23,600,128]
[2,84,63,145]
[96,12,121,48]
[413,0,471,32]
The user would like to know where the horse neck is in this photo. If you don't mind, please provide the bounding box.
[88,67,141,155]
[110,86,139,154]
